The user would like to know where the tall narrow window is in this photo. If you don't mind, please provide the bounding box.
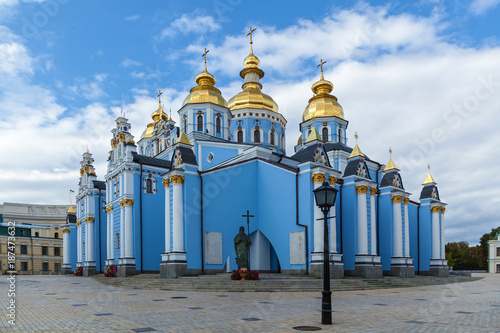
[54,232,59,239]
[146,179,152,193]
[322,127,329,142]
[197,114,203,132]
[115,233,120,249]
[237,130,244,143]
[338,128,342,143]
[254,129,261,143]
[216,117,221,133]
[183,118,187,131]
[270,132,275,145]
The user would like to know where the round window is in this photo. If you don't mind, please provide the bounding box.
[207,152,214,163]
[54,226,59,230]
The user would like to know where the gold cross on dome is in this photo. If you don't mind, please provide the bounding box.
[354,132,359,144]
[247,25,257,44]
[317,59,327,80]
[428,163,430,171]
[157,90,162,104]
[389,147,392,157]
[202,48,209,63]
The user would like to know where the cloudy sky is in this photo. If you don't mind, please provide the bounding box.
[0,0,499,245]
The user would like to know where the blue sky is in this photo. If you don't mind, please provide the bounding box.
[0,0,499,245]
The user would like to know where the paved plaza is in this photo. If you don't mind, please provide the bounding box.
[1,273,499,332]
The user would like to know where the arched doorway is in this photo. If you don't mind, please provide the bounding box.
[249,230,280,272]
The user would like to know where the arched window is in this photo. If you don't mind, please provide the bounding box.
[270,132,275,145]
[54,232,59,239]
[183,117,187,131]
[307,130,311,138]
[254,129,261,143]
[82,242,85,255]
[216,117,221,133]
[115,233,120,249]
[281,134,285,148]
[237,130,244,143]
[322,127,329,142]
[197,114,203,132]
[338,127,342,143]
[146,179,152,193]
[35,232,39,237]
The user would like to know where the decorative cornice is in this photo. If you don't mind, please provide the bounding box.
[370,187,377,196]
[119,200,124,208]
[85,217,95,223]
[311,173,326,184]
[162,178,170,188]
[62,229,70,234]
[441,207,446,214]
[76,221,81,227]
[123,199,134,206]
[430,206,441,213]
[356,185,369,194]
[391,195,403,203]
[328,176,337,185]
[111,139,117,148]
[171,175,185,185]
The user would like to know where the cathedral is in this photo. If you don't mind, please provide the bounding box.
[64,28,449,279]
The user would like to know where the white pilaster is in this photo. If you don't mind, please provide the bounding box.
[356,185,369,255]
[124,200,134,258]
[404,198,410,257]
[431,206,441,259]
[86,218,95,264]
[62,228,70,269]
[171,175,185,253]
[163,178,171,258]
[120,201,125,258]
[312,173,326,254]
[440,208,445,259]
[370,188,377,255]
[77,222,82,264]
[392,196,403,257]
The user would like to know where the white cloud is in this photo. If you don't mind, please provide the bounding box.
[470,0,500,15]
[124,14,140,21]
[67,73,108,100]
[121,58,141,67]
[161,14,221,38]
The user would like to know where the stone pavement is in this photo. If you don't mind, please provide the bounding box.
[1,273,499,332]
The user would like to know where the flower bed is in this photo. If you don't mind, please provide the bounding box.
[104,265,117,277]
[230,269,259,280]
[74,267,83,276]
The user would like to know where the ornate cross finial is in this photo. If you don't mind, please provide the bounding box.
[317,59,327,80]
[202,48,209,72]
[157,90,162,105]
[428,163,430,171]
[247,25,257,53]
[354,132,359,144]
[389,147,392,157]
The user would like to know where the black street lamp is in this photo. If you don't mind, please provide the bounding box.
[313,181,338,325]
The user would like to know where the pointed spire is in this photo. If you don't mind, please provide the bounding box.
[68,206,76,214]
[423,163,436,185]
[349,132,365,159]
[305,127,323,143]
[384,147,399,171]
[178,131,192,146]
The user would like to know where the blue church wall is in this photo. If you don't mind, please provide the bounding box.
[94,193,107,272]
[231,117,285,152]
[297,170,315,264]
[69,225,77,271]
[183,167,202,271]
[418,202,432,272]
[112,201,121,262]
[199,145,240,171]
[378,193,393,271]
[81,223,86,263]
[408,203,419,271]
[133,172,165,272]
[341,182,357,270]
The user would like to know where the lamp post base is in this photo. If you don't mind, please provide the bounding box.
[321,290,332,325]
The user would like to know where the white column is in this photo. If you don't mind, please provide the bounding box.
[392,196,403,257]
[431,206,441,259]
[106,208,111,259]
[440,207,445,259]
[109,208,114,260]
[312,173,326,253]
[356,185,368,255]
[124,200,134,258]
[163,178,171,253]
[171,175,185,252]
[120,201,125,258]
[62,228,70,268]
[370,188,377,255]
[404,198,410,257]
[77,222,81,264]
[86,218,95,263]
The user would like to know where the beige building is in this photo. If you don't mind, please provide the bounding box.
[0,202,75,275]
[489,232,500,273]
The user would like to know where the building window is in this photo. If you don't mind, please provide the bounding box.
[21,262,28,271]
[54,247,61,256]
[497,264,500,272]
[146,179,153,193]
[42,246,48,256]
[55,263,61,272]
[253,129,261,143]
[281,134,285,148]
[20,229,25,236]
[197,114,203,132]
[207,152,214,163]
[42,262,49,271]
[183,117,187,131]
[35,232,39,237]
[497,247,500,257]
[338,127,342,143]
[270,132,275,146]
[82,242,85,255]
[21,245,27,254]
[216,116,221,133]
[322,127,329,142]
[115,233,120,249]
[237,130,244,143]
[54,232,59,239]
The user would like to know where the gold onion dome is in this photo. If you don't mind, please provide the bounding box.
[228,26,279,113]
[142,95,169,139]
[302,61,344,122]
[182,49,227,108]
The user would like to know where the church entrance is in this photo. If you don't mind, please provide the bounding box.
[249,230,280,273]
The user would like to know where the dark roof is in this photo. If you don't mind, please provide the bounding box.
[289,144,331,167]
[292,142,372,161]
[178,146,198,166]
[132,152,171,169]
[92,180,106,190]
[380,171,404,189]
[420,185,440,200]
[343,159,372,180]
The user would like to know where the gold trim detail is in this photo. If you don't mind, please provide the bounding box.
[111,139,116,148]
[76,221,81,227]
[391,195,403,203]
[123,199,134,206]
[171,175,185,185]
[311,173,326,184]
[162,178,170,188]
[370,187,377,196]
[85,217,95,223]
[62,229,70,234]
[441,207,446,213]
[119,200,124,208]
[431,206,441,213]
[356,185,369,194]
[328,176,337,184]
[404,197,410,205]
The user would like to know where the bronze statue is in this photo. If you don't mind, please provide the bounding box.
[234,226,251,270]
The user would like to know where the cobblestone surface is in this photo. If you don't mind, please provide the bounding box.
[1,273,499,332]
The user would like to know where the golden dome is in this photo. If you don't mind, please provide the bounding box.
[182,65,227,108]
[228,50,279,113]
[142,104,168,139]
[302,74,344,122]
[297,135,303,145]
